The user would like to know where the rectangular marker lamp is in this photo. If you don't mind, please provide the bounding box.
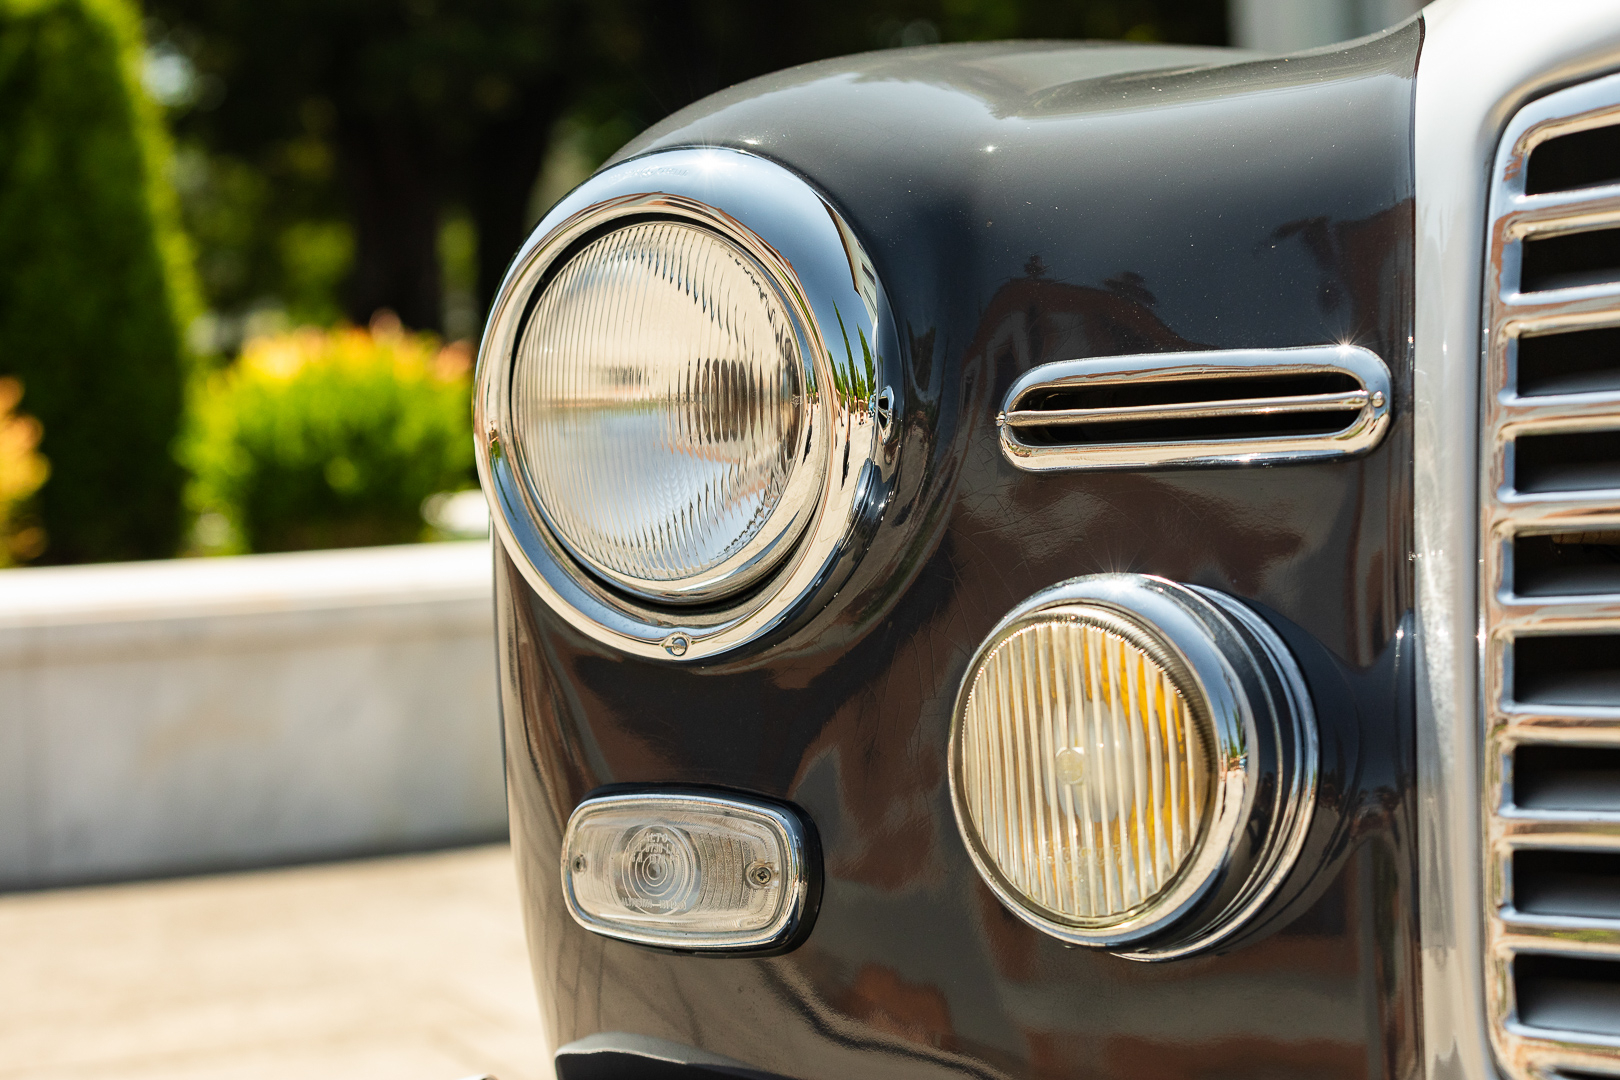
[561,792,813,952]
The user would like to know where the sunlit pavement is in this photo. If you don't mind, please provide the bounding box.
[0,844,548,1080]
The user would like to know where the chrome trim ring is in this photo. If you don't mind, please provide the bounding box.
[946,574,1318,958]
[1128,585,1319,961]
[475,148,896,662]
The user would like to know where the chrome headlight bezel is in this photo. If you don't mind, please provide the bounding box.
[475,148,896,662]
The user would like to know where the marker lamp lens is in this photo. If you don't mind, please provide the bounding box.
[956,614,1214,930]
[562,793,812,951]
[510,219,822,604]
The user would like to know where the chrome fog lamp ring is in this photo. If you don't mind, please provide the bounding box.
[475,148,896,661]
[947,574,1318,957]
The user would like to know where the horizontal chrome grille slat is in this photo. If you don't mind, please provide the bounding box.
[1489,499,1620,531]
[1511,1040,1620,1076]
[1500,917,1620,958]
[1502,198,1620,239]
[1503,183,1620,218]
[1498,714,1620,741]
[1498,818,1620,847]
[1496,705,1620,731]
[1498,284,1620,319]
[1490,601,1620,629]
[1499,393,1620,431]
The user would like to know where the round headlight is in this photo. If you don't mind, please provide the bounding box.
[949,574,1317,957]
[511,220,823,603]
[475,148,895,662]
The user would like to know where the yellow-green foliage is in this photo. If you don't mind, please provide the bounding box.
[0,0,197,563]
[0,377,47,566]
[183,318,474,553]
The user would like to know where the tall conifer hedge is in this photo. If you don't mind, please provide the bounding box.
[0,0,195,562]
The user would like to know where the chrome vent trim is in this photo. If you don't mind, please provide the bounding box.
[1483,70,1620,1080]
[998,345,1392,471]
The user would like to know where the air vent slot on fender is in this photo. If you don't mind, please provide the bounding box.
[998,344,1391,471]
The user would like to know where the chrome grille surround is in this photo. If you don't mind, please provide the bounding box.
[1483,70,1620,1080]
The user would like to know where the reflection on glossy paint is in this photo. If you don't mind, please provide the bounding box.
[837,965,961,1052]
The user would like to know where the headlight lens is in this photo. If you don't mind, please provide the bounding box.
[956,614,1213,928]
[511,219,821,603]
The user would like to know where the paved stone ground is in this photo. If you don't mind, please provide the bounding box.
[0,845,550,1080]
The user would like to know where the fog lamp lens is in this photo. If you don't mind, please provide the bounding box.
[951,574,1320,957]
[953,605,1217,936]
[562,792,814,952]
[511,219,823,605]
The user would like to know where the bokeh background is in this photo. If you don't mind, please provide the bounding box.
[0,0,1416,572]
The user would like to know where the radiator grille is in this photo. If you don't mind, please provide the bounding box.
[1483,71,1620,1080]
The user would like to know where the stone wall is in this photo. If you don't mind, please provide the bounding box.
[0,542,504,889]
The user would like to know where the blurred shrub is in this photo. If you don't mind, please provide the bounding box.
[182,317,474,553]
[0,0,197,563]
[0,377,48,566]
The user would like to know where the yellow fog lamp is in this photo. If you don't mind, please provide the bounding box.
[561,791,818,953]
[949,574,1316,959]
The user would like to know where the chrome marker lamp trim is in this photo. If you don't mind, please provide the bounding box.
[946,574,1317,958]
[999,345,1391,471]
[475,147,895,661]
[560,790,814,953]
[1481,68,1620,1080]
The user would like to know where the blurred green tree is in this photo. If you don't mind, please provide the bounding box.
[0,0,197,563]
[150,0,1224,336]
[149,0,581,335]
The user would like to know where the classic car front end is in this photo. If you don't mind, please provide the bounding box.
[473,2,1620,1076]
